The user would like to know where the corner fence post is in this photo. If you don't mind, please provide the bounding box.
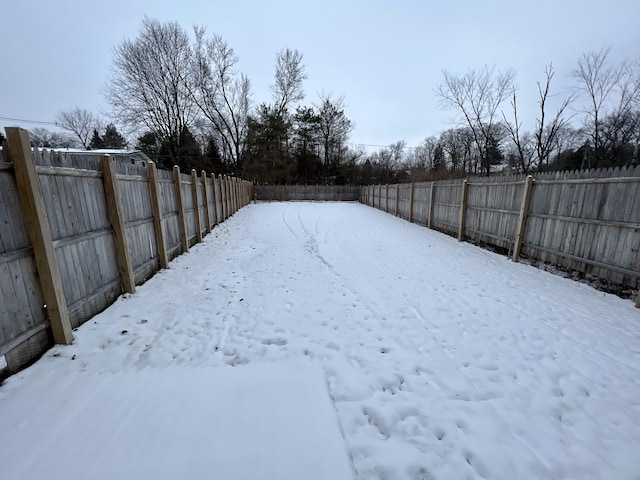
[6,127,73,345]
[458,180,468,242]
[512,175,534,262]
[102,155,136,294]
[147,162,169,269]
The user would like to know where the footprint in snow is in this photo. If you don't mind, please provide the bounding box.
[261,338,288,346]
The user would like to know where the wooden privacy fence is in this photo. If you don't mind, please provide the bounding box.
[0,127,253,373]
[254,184,360,202]
[361,166,640,307]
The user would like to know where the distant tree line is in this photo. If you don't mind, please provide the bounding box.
[30,18,639,184]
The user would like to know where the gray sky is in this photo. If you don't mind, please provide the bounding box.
[1,0,639,150]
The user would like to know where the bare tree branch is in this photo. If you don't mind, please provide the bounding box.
[55,107,101,149]
[271,48,307,117]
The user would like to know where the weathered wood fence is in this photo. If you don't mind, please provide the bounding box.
[0,128,253,373]
[254,184,360,201]
[361,166,640,307]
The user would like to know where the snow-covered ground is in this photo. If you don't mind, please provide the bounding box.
[1,202,639,480]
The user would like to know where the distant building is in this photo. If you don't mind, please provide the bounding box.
[40,148,153,167]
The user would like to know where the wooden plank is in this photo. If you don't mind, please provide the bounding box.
[220,175,227,220]
[211,173,219,225]
[191,170,203,243]
[102,156,135,294]
[6,127,73,345]
[35,165,102,178]
[202,171,212,233]
[147,162,168,269]
[458,180,468,242]
[428,182,435,229]
[408,183,415,223]
[512,176,534,261]
[174,166,189,253]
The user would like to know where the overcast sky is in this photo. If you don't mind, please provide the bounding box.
[1,0,639,151]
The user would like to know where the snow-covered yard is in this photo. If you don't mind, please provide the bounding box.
[1,202,639,480]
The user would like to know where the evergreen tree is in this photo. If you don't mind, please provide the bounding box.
[89,129,103,149]
[204,136,228,175]
[136,131,165,166]
[101,123,127,149]
[292,106,321,183]
[243,104,294,183]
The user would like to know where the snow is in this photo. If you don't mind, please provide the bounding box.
[1,202,640,480]
[0,362,352,480]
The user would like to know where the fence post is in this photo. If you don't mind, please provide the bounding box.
[458,180,468,242]
[147,162,169,269]
[512,175,534,262]
[211,173,219,225]
[428,182,435,229]
[173,166,189,252]
[202,171,212,234]
[408,183,415,223]
[6,127,73,345]
[102,155,136,294]
[191,170,203,243]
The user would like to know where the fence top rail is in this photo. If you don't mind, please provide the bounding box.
[534,176,640,185]
[467,180,526,187]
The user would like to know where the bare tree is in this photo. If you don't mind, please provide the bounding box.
[534,65,575,169]
[440,128,475,173]
[502,64,574,173]
[271,48,307,117]
[409,136,439,170]
[106,17,197,167]
[29,128,76,148]
[189,27,251,174]
[573,48,640,166]
[437,65,515,175]
[55,108,101,149]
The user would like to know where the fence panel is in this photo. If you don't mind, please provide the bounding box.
[523,176,640,287]
[1,128,253,373]
[466,178,524,251]
[254,185,359,201]
[361,166,640,295]
[412,182,432,225]
[0,153,48,365]
[35,151,121,327]
[115,162,158,285]
[431,180,464,235]
[155,168,181,261]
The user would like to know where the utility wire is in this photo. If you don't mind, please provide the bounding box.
[0,116,58,126]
